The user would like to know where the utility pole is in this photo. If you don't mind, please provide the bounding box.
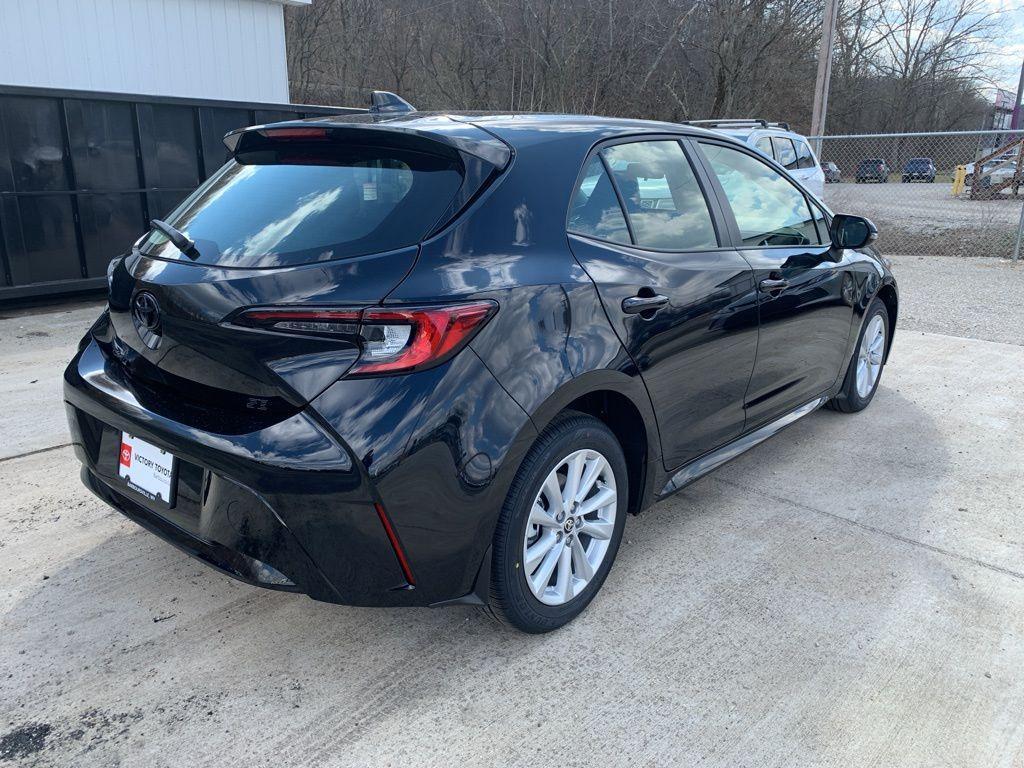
[1012,56,1024,131]
[810,0,840,146]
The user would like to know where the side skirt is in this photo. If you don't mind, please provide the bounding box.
[658,395,828,498]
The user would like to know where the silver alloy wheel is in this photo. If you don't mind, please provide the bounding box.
[522,448,617,606]
[856,314,886,398]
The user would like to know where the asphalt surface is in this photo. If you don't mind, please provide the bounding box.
[2,257,1023,767]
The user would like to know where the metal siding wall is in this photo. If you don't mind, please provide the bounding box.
[0,85,360,301]
[0,0,290,103]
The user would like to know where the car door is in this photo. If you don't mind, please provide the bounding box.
[567,137,760,470]
[694,139,855,429]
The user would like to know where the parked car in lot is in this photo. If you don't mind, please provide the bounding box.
[64,102,897,633]
[964,152,1019,187]
[856,158,890,183]
[686,119,826,199]
[902,157,936,183]
[824,161,842,183]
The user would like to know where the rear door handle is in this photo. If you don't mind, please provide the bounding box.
[758,278,789,292]
[622,294,669,314]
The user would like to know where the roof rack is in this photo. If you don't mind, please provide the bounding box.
[684,119,791,131]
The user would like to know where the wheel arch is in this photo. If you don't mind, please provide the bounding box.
[875,279,898,362]
[524,371,661,516]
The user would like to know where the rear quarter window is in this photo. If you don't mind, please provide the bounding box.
[140,145,463,268]
[793,139,817,170]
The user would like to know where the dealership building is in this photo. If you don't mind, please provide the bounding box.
[0,0,350,301]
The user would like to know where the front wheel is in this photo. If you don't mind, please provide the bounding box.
[486,412,628,633]
[828,300,890,413]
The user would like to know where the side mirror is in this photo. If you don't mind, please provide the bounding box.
[830,214,878,250]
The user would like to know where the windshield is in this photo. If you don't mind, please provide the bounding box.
[140,145,463,268]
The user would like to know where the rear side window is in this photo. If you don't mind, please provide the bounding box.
[568,156,632,245]
[754,136,774,158]
[771,137,798,170]
[140,145,463,268]
[793,139,817,170]
[601,140,718,251]
[699,142,822,247]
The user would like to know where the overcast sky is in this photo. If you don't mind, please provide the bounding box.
[989,0,1023,97]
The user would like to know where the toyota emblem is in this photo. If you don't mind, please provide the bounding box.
[131,291,162,348]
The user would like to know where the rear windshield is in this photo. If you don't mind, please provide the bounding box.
[140,144,463,268]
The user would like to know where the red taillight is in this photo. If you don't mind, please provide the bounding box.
[232,301,497,377]
[355,303,495,375]
[257,127,330,141]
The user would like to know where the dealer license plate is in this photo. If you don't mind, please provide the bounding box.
[118,433,176,506]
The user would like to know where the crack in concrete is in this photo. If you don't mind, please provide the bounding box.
[0,443,72,464]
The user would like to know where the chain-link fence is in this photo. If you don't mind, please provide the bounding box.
[810,130,1024,259]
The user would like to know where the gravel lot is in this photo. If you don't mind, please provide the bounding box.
[2,257,1023,767]
[820,182,1023,258]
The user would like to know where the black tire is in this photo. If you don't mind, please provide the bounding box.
[828,299,890,413]
[485,411,628,633]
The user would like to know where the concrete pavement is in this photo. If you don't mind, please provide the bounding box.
[2,282,1023,766]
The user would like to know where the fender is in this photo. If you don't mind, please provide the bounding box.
[834,256,899,391]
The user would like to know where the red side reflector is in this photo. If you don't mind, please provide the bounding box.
[375,503,416,586]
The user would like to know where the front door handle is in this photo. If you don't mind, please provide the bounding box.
[622,294,669,314]
[759,278,789,292]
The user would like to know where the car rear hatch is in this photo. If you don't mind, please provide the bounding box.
[99,116,511,429]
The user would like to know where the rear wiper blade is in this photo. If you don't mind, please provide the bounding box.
[149,219,199,260]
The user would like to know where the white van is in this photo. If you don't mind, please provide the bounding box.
[686,119,826,199]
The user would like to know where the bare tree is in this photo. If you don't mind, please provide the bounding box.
[284,0,1003,134]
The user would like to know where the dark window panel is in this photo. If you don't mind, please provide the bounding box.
[2,195,82,285]
[0,96,70,192]
[136,104,201,189]
[65,99,139,191]
[78,193,146,277]
[199,107,251,178]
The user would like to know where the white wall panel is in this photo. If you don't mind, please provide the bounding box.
[0,0,297,103]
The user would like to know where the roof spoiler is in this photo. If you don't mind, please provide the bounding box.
[684,119,791,131]
[221,116,510,168]
[369,90,416,115]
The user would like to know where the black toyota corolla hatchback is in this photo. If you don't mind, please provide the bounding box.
[64,108,897,633]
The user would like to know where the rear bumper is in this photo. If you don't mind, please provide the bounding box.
[65,331,535,608]
[80,466,308,593]
[65,339,423,606]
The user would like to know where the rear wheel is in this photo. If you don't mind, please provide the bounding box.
[828,300,889,413]
[486,412,627,633]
